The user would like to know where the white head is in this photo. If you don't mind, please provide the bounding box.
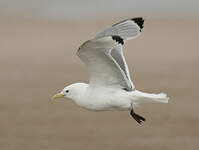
[53,83,88,101]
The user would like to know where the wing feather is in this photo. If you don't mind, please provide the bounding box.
[77,17,144,90]
[94,17,144,41]
[77,36,134,90]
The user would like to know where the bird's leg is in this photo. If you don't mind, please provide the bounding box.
[130,108,146,124]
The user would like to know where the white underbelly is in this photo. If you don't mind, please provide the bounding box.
[74,86,135,111]
[78,95,132,111]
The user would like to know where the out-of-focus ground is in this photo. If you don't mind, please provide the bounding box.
[0,18,199,150]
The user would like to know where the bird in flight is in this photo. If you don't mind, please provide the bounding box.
[53,17,169,124]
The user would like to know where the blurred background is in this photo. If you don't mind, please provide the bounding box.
[0,0,199,150]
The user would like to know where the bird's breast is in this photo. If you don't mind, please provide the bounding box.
[75,87,131,111]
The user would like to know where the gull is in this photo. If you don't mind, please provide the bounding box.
[53,17,169,124]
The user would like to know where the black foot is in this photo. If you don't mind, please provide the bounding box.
[130,109,146,124]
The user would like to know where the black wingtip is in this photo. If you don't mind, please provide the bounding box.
[131,17,144,31]
[112,35,124,45]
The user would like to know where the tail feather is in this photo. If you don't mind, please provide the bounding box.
[133,90,169,103]
[148,93,169,103]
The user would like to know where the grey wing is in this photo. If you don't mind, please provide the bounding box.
[94,17,144,41]
[77,17,144,90]
[110,44,134,89]
[77,36,134,91]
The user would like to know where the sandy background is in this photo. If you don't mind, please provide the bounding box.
[0,18,199,150]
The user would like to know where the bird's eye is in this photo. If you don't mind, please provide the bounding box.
[65,90,69,93]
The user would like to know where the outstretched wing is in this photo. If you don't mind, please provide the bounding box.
[77,18,144,91]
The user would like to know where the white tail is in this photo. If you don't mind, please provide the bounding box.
[132,90,169,103]
[147,93,169,103]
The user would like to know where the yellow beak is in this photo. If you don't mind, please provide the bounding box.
[53,93,64,99]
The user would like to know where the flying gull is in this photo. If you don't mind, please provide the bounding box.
[53,17,169,124]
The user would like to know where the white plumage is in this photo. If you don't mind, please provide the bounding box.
[53,18,169,124]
